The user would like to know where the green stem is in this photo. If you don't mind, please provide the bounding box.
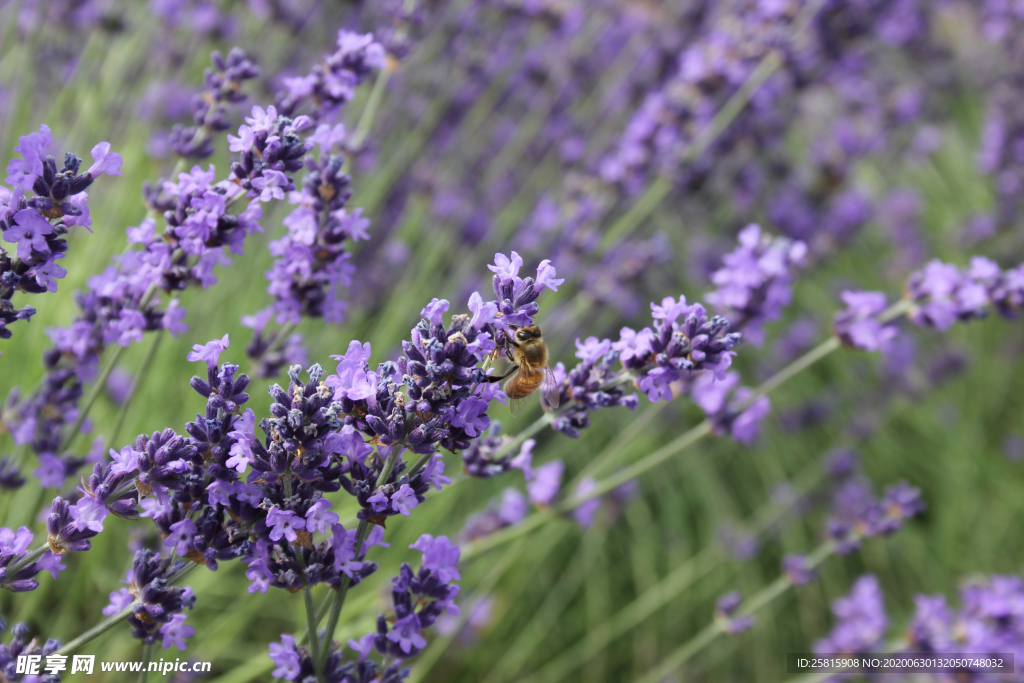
[138,641,154,683]
[303,583,322,678]
[56,602,138,656]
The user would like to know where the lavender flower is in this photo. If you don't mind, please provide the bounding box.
[276,30,386,123]
[125,550,195,647]
[833,291,897,352]
[373,534,461,660]
[1,126,122,340]
[169,48,260,159]
[814,575,887,654]
[0,622,61,682]
[706,224,807,345]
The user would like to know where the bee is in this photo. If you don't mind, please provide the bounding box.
[486,325,561,415]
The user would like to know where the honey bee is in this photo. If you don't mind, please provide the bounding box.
[487,325,561,415]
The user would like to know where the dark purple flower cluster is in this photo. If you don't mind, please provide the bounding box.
[227,106,312,203]
[169,48,260,159]
[46,495,105,555]
[705,224,807,346]
[276,30,386,123]
[125,550,196,649]
[825,479,924,555]
[268,635,408,683]
[461,426,534,479]
[546,293,741,438]
[1,125,122,340]
[0,622,61,683]
[373,535,461,660]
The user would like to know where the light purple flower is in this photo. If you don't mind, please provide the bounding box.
[834,291,896,352]
[304,499,339,534]
[347,633,375,662]
[0,527,32,557]
[391,484,419,516]
[450,397,490,438]
[243,554,272,594]
[488,251,523,283]
[160,299,188,337]
[421,455,451,491]
[387,613,427,655]
[498,489,528,525]
[86,141,123,177]
[421,298,450,327]
[187,334,230,367]
[164,519,197,556]
[527,461,564,506]
[251,169,290,202]
[102,587,135,616]
[534,259,564,293]
[367,490,389,512]
[326,340,375,401]
[5,124,52,190]
[267,508,305,543]
[268,635,302,681]
[650,295,690,324]
[33,453,65,488]
[411,534,461,583]
[71,497,107,533]
[510,439,535,479]
[572,478,601,528]
[109,445,139,475]
[468,291,498,330]
[575,336,612,364]
[35,551,66,580]
[330,524,364,577]
[226,408,258,473]
[4,209,52,259]
[160,614,195,651]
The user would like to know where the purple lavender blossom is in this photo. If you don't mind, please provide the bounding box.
[706,224,807,345]
[374,534,460,660]
[814,575,887,654]
[834,291,897,352]
[1,125,121,340]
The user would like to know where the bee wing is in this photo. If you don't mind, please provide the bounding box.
[540,364,561,411]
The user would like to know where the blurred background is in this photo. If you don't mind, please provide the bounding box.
[1,0,1024,681]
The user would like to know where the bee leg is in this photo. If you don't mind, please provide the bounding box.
[484,367,519,383]
[504,348,516,364]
